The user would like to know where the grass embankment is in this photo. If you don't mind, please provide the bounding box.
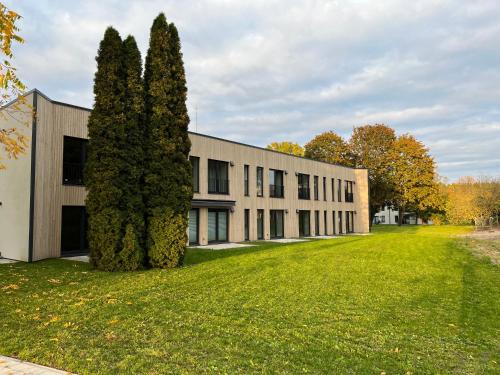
[0,225,498,374]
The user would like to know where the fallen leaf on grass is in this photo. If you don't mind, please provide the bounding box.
[2,284,20,290]
[48,279,62,284]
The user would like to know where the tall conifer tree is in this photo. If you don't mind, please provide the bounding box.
[144,14,192,268]
[119,35,145,269]
[85,27,127,270]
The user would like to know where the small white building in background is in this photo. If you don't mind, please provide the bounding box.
[373,206,432,225]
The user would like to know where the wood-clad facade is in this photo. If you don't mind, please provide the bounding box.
[0,90,369,261]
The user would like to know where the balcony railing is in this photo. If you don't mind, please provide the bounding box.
[269,184,284,198]
[63,162,85,185]
[208,178,229,194]
[345,192,354,202]
[298,187,310,200]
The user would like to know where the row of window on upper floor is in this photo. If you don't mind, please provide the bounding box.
[190,156,355,202]
[59,136,354,204]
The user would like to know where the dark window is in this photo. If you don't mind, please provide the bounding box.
[315,210,320,235]
[208,209,228,242]
[345,180,354,202]
[323,177,327,201]
[337,179,342,202]
[395,215,399,223]
[314,176,319,200]
[208,159,229,194]
[61,206,88,256]
[189,209,199,245]
[270,210,284,238]
[190,156,199,193]
[298,210,310,237]
[244,209,250,241]
[244,165,249,196]
[331,178,335,201]
[324,210,328,235]
[256,167,264,197]
[332,211,336,234]
[269,169,284,198]
[298,173,310,199]
[338,210,343,234]
[257,209,264,240]
[380,215,386,223]
[63,136,87,185]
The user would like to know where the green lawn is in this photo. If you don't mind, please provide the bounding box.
[0,226,498,374]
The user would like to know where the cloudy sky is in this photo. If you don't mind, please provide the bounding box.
[7,0,500,180]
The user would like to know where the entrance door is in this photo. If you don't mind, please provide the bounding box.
[61,206,88,256]
[298,210,310,237]
[189,209,199,245]
[270,210,284,238]
[208,209,228,243]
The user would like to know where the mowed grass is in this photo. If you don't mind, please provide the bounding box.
[0,226,498,374]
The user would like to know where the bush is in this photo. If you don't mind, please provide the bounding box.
[88,208,123,271]
[119,224,144,271]
[147,208,187,268]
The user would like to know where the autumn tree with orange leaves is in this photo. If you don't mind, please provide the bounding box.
[0,2,30,170]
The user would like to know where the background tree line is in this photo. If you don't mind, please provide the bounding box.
[268,125,447,226]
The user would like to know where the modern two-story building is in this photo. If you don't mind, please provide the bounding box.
[0,90,370,262]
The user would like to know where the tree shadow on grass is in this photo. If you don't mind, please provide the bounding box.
[183,237,363,267]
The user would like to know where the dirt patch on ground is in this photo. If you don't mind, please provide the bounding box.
[458,229,500,264]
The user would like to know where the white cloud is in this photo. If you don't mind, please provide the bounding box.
[5,0,500,180]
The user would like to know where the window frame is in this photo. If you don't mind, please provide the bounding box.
[190,156,200,193]
[207,159,229,195]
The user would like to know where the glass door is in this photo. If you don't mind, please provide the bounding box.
[257,209,264,240]
[315,210,320,236]
[189,209,199,245]
[270,210,284,239]
[208,209,228,243]
[298,210,310,237]
[244,209,250,241]
[338,210,343,234]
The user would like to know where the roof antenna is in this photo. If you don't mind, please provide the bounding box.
[195,104,198,133]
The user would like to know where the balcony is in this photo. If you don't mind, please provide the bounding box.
[63,162,85,186]
[298,187,310,200]
[269,184,284,198]
[208,178,229,194]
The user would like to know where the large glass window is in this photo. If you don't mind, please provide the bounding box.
[337,179,342,202]
[63,136,87,185]
[314,176,319,200]
[257,209,264,240]
[208,209,228,242]
[324,210,328,235]
[208,159,229,194]
[269,169,284,198]
[332,211,336,234]
[256,167,264,197]
[190,156,199,193]
[315,210,320,235]
[244,165,249,196]
[298,210,310,237]
[331,178,335,201]
[244,209,250,241]
[189,209,199,245]
[297,173,310,199]
[345,180,354,202]
[270,210,284,238]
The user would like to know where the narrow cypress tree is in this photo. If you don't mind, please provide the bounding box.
[144,14,192,268]
[85,27,127,271]
[119,35,145,270]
